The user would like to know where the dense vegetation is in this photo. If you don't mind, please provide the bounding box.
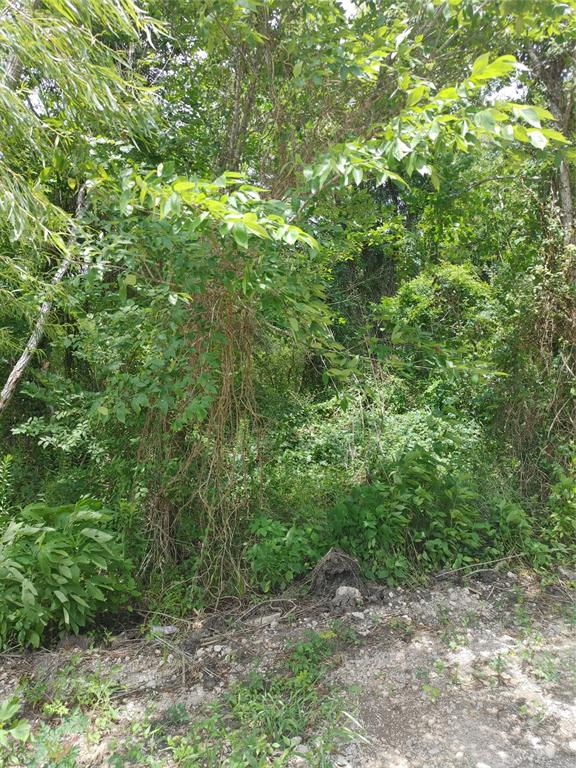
[0,0,574,649]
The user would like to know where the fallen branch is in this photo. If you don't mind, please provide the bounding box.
[435,552,526,580]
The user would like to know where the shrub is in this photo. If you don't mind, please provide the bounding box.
[379,262,495,346]
[365,408,484,476]
[246,516,324,592]
[328,448,535,582]
[545,456,576,555]
[0,499,137,649]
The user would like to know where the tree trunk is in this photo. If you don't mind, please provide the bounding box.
[528,48,575,246]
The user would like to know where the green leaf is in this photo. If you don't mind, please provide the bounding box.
[0,698,20,724]
[393,138,412,161]
[173,180,196,193]
[352,166,364,185]
[70,594,90,608]
[232,224,249,249]
[79,528,114,546]
[471,52,490,77]
[542,128,570,144]
[517,107,541,128]
[115,400,128,423]
[471,54,516,82]
[10,720,31,742]
[528,130,548,149]
[406,84,427,107]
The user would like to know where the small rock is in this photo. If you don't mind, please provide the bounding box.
[348,611,365,621]
[333,756,350,768]
[246,612,281,627]
[506,571,518,582]
[151,625,179,636]
[568,740,576,753]
[332,585,363,610]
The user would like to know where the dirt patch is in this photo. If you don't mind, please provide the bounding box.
[0,570,574,767]
[331,575,576,768]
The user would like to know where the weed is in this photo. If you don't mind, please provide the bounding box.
[18,657,121,747]
[164,703,191,727]
[463,610,480,628]
[524,651,560,683]
[518,700,548,723]
[0,696,31,749]
[422,684,442,703]
[488,653,508,685]
[387,617,414,640]
[414,667,430,683]
[167,629,357,767]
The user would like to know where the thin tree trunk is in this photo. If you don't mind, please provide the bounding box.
[558,158,575,245]
[0,187,86,416]
[528,47,575,246]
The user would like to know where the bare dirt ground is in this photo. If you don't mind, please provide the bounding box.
[1,568,575,767]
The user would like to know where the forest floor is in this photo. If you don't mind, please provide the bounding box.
[1,568,575,767]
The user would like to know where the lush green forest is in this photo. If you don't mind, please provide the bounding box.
[0,0,575,652]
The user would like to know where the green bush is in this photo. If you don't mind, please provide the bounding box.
[0,499,137,649]
[247,516,324,592]
[379,262,496,346]
[328,448,540,583]
[364,409,484,476]
[545,456,576,555]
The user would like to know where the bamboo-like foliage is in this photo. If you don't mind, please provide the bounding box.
[0,0,160,244]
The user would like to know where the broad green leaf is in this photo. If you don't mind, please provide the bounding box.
[528,130,548,149]
[406,85,427,107]
[352,166,364,185]
[233,224,249,249]
[10,720,31,742]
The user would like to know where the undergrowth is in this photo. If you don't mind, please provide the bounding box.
[1,627,358,768]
